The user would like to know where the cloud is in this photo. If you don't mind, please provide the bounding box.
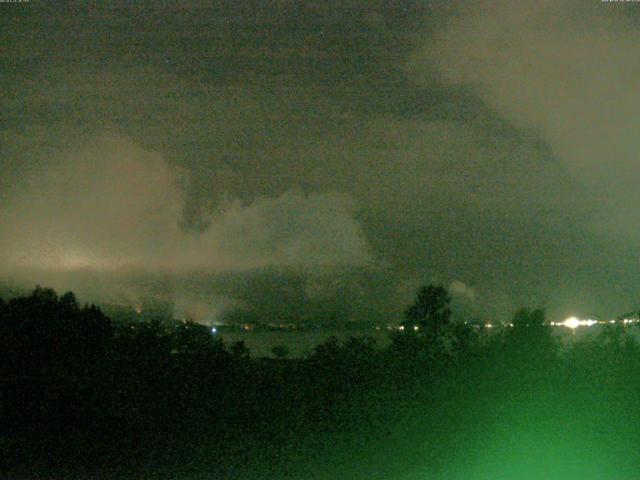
[176,190,373,271]
[409,0,640,239]
[3,2,640,321]
[0,133,372,290]
[449,280,476,302]
[0,134,183,271]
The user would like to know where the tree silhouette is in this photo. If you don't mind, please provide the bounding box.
[311,336,341,363]
[505,307,557,367]
[31,285,58,305]
[271,344,290,359]
[509,307,550,344]
[231,340,250,358]
[59,291,80,312]
[403,285,452,335]
[174,320,226,356]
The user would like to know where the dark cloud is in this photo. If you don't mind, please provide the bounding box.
[1,1,638,323]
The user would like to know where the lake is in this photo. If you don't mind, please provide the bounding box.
[215,323,640,358]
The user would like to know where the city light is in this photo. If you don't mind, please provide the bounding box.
[557,316,623,329]
[563,317,581,329]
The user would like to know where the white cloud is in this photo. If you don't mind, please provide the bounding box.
[449,280,476,302]
[0,134,372,278]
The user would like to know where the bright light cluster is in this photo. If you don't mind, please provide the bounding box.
[562,317,597,329]
[550,316,638,329]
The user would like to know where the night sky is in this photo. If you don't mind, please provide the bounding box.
[2,0,640,323]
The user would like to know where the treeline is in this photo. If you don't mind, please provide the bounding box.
[2,286,640,479]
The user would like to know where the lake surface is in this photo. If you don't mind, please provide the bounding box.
[216,329,391,357]
[216,323,640,358]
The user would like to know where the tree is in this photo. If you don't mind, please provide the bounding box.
[505,307,556,365]
[31,285,58,305]
[59,291,80,312]
[509,307,550,344]
[231,340,250,359]
[271,345,290,359]
[403,285,452,335]
[511,307,546,329]
[174,320,223,355]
